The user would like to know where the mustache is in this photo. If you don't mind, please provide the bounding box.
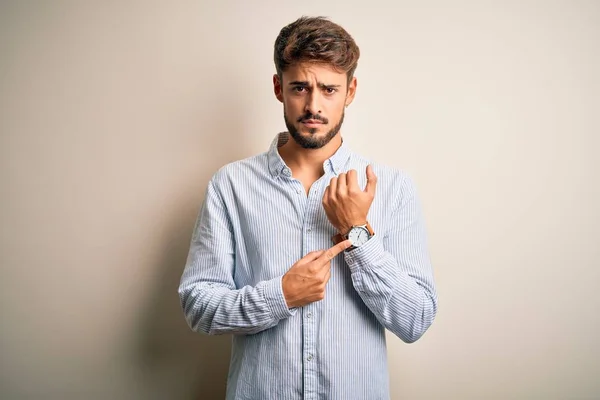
[298,113,328,124]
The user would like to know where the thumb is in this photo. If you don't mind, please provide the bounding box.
[365,164,377,194]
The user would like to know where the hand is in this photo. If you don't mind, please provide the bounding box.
[322,165,377,234]
[282,240,352,308]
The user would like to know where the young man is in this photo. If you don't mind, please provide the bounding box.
[179,16,438,400]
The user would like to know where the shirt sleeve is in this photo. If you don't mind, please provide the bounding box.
[178,179,296,335]
[344,174,438,343]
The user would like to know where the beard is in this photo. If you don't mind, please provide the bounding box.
[284,108,345,149]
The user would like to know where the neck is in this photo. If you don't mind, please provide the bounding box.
[279,132,343,175]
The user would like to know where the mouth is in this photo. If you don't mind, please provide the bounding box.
[301,120,324,128]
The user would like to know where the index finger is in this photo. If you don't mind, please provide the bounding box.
[318,240,352,263]
[299,250,326,264]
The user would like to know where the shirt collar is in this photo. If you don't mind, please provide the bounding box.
[267,132,351,178]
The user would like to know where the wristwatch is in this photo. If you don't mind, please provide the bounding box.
[332,222,374,250]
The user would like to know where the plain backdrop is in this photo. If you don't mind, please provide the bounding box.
[1,1,598,399]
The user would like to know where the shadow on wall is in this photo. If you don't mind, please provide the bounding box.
[132,81,253,400]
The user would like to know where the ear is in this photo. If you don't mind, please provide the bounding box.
[345,76,357,107]
[273,74,284,103]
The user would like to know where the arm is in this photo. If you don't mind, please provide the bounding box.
[178,179,295,335]
[344,175,438,343]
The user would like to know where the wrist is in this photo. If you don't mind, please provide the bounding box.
[338,221,367,235]
[263,275,296,319]
[338,225,351,235]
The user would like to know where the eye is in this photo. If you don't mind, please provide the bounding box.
[325,87,337,94]
[293,86,307,93]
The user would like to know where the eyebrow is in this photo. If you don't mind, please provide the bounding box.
[288,81,341,89]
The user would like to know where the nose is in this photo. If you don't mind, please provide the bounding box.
[304,90,321,116]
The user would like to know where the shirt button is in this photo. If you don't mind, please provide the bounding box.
[307,227,312,233]
[307,354,313,361]
[306,312,313,318]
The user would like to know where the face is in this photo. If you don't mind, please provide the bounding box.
[274,63,357,149]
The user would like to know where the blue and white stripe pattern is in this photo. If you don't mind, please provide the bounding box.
[179,132,438,400]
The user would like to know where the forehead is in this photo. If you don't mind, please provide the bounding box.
[282,62,347,85]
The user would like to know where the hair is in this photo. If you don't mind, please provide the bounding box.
[274,16,360,84]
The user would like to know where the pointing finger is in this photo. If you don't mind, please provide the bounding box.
[318,239,352,263]
[300,250,326,264]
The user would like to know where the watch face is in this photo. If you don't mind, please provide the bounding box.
[348,226,370,247]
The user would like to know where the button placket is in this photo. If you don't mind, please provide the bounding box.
[302,183,320,400]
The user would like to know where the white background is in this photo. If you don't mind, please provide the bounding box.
[1,1,598,399]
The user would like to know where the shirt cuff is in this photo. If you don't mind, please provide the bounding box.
[344,235,385,274]
[261,276,297,320]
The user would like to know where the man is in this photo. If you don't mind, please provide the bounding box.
[179,16,438,400]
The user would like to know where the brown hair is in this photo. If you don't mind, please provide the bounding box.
[274,16,360,84]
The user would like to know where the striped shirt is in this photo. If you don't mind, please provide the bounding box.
[178,132,438,400]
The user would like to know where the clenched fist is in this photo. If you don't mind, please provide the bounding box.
[322,165,377,234]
